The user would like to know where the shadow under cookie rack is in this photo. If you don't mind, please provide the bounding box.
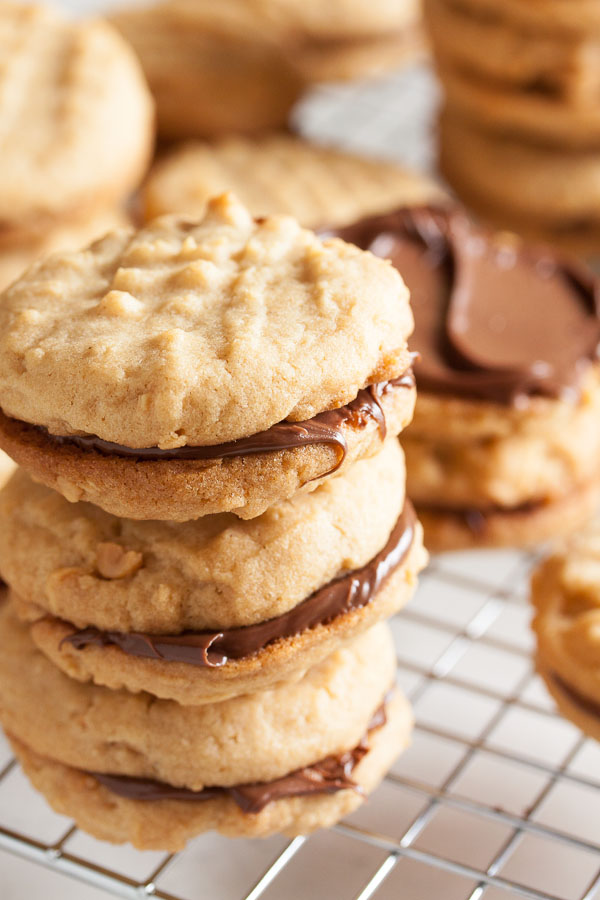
[0,66,599,900]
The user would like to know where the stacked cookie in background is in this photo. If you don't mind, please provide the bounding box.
[110,0,423,140]
[424,0,600,253]
[0,2,153,290]
[0,194,426,850]
[331,205,600,551]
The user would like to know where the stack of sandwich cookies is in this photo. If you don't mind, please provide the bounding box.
[333,205,600,550]
[0,194,424,847]
[0,3,153,289]
[531,523,600,742]
[424,0,600,250]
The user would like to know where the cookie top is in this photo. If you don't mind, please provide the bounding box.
[143,134,440,229]
[242,0,420,38]
[0,439,406,632]
[532,520,600,700]
[334,205,600,406]
[0,194,412,449]
[0,3,153,236]
[0,605,395,790]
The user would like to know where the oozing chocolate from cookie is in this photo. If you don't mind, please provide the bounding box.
[89,703,388,814]
[59,502,416,667]
[20,367,416,475]
[332,206,600,405]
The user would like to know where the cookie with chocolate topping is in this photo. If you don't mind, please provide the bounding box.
[334,204,600,549]
[0,441,426,704]
[0,604,412,849]
[532,521,600,741]
[0,194,415,521]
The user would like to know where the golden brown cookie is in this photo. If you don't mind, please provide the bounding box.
[0,606,411,848]
[532,522,600,741]
[0,3,153,241]
[439,112,600,253]
[9,690,411,849]
[143,134,441,228]
[0,194,415,521]
[1,442,427,704]
[111,1,303,140]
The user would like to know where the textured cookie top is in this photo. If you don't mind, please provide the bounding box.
[0,194,412,448]
[143,134,440,229]
[0,3,153,233]
[0,440,406,632]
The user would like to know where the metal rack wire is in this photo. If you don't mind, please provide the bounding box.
[1,65,599,899]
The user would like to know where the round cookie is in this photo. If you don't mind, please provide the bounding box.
[1,442,427,704]
[532,522,600,741]
[439,112,600,250]
[0,194,415,521]
[424,0,599,101]
[333,205,600,549]
[111,1,303,140]
[9,691,411,849]
[143,134,442,229]
[0,3,153,241]
[0,607,411,847]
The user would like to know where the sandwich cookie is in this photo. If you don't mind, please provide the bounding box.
[0,194,415,521]
[333,205,600,549]
[0,608,411,849]
[532,522,600,741]
[1,441,426,704]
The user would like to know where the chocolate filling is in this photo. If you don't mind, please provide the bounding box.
[37,369,416,474]
[61,501,416,667]
[330,206,600,405]
[551,672,600,720]
[417,499,545,534]
[89,703,387,814]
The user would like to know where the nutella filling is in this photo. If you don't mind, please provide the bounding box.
[417,499,545,534]
[89,703,388,814]
[37,369,416,472]
[331,206,600,405]
[61,501,416,667]
[551,673,600,720]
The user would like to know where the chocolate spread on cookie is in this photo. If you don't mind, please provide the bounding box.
[39,368,415,471]
[61,501,416,667]
[332,206,600,405]
[89,703,388,813]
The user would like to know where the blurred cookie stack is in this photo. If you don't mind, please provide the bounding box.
[424,0,600,252]
[111,0,423,139]
[0,193,426,850]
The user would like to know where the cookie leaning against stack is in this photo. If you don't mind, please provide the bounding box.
[0,2,153,288]
[333,205,600,550]
[424,0,600,251]
[143,133,442,229]
[531,522,600,742]
[0,194,425,849]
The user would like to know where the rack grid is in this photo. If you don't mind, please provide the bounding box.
[1,64,599,900]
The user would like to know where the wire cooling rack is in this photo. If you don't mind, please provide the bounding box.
[1,62,599,900]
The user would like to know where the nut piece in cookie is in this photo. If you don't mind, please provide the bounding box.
[333,204,600,550]
[0,194,415,521]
